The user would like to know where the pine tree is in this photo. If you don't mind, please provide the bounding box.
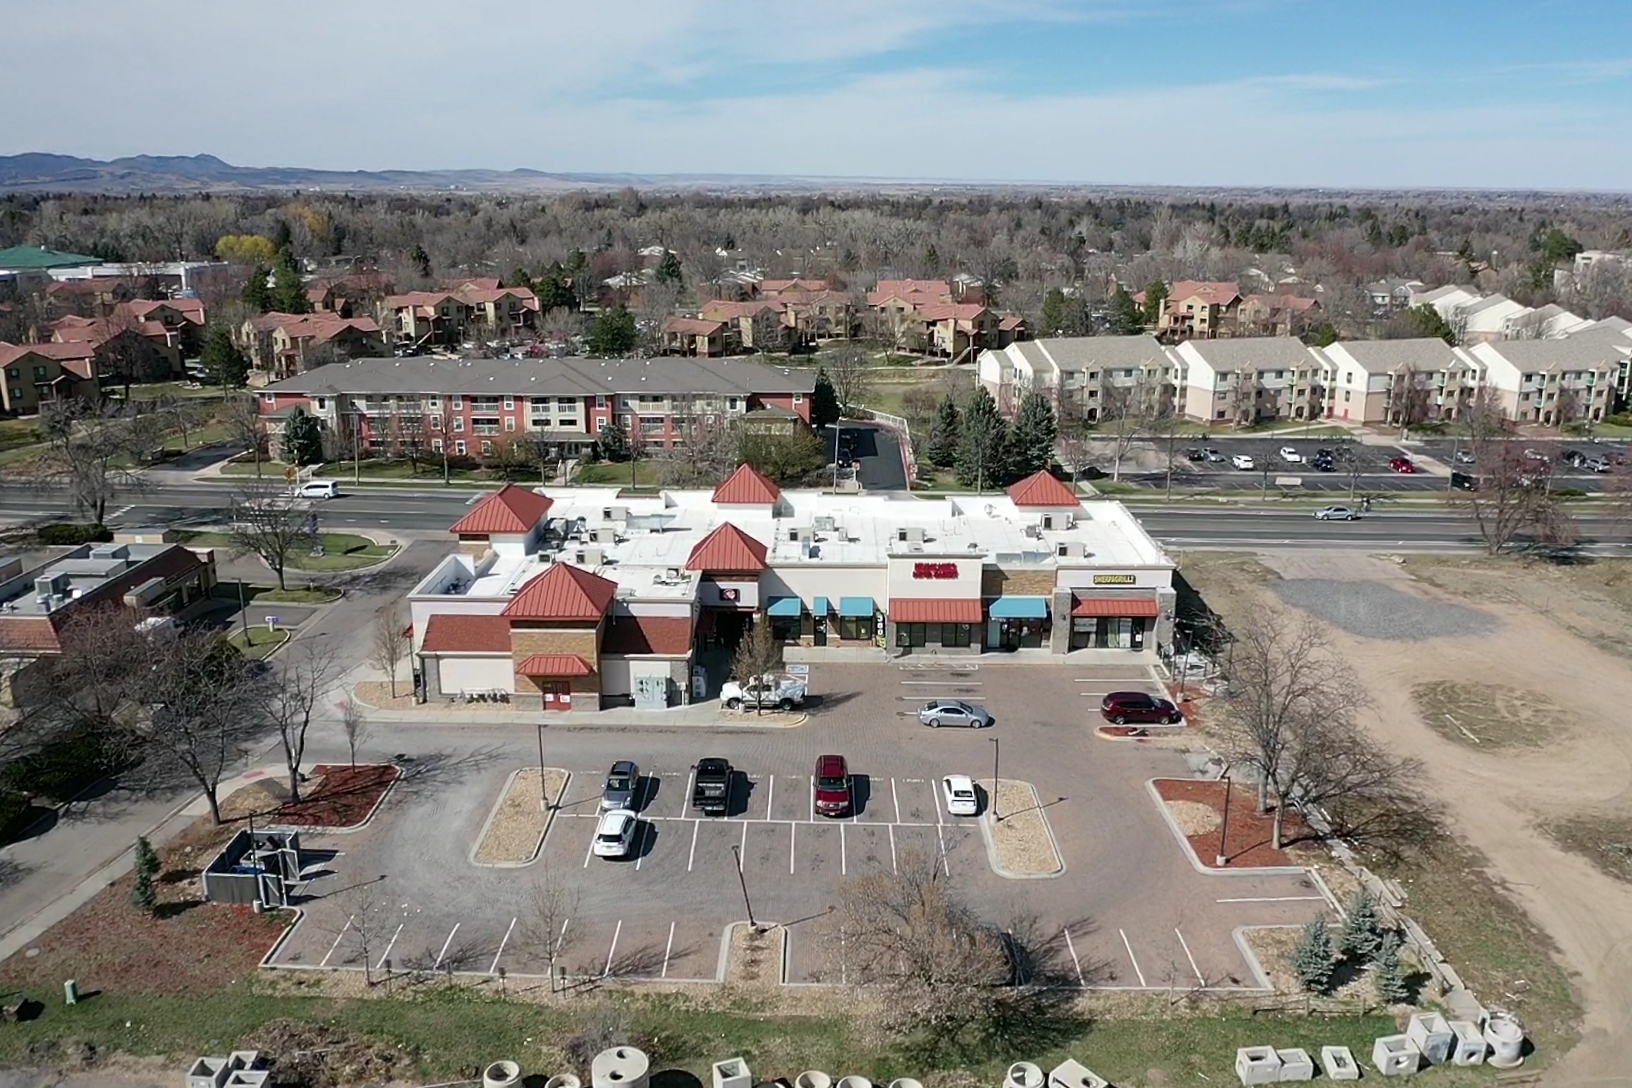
[926,394,961,469]
[1009,391,1058,477]
[134,835,160,880]
[596,420,630,462]
[1339,890,1384,962]
[654,250,684,286]
[810,368,841,430]
[281,407,324,466]
[587,305,638,356]
[1373,931,1409,1004]
[1141,279,1169,325]
[1292,917,1337,993]
[241,265,273,313]
[954,387,1011,489]
[131,835,160,913]
[200,328,250,388]
[270,250,313,314]
[1108,286,1146,336]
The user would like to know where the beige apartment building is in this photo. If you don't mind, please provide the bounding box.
[1174,337,1326,424]
[977,335,1174,421]
[1468,332,1627,425]
[1317,339,1475,425]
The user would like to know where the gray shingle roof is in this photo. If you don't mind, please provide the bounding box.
[1476,332,1632,368]
[1324,338,1459,373]
[1024,334,1167,371]
[1180,337,1314,370]
[263,355,817,397]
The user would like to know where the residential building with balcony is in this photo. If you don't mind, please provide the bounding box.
[238,312,385,381]
[1139,281,1243,341]
[383,280,539,349]
[0,342,101,414]
[1468,331,1629,425]
[1174,337,1326,424]
[977,334,1173,422]
[1316,338,1473,425]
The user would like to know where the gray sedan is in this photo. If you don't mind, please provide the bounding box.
[918,700,995,728]
[600,760,640,811]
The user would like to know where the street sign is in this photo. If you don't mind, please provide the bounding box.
[785,664,810,676]
[284,466,297,482]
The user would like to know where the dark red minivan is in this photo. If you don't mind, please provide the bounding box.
[1100,691,1184,725]
[814,754,852,817]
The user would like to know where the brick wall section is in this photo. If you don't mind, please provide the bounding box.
[509,621,603,695]
[982,567,1056,598]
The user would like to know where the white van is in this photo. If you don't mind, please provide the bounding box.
[296,480,339,499]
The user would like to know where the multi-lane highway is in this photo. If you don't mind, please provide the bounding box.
[3,477,1628,551]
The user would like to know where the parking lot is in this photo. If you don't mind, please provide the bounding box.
[269,665,1333,990]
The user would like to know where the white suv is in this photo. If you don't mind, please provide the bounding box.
[1231,454,1255,470]
[942,774,979,817]
[296,480,338,499]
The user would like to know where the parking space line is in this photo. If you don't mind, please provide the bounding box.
[376,922,403,971]
[320,915,353,967]
[789,822,796,874]
[678,769,694,818]
[891,779,902,823]
[840,823,847,875]
[490,917,516,975]
[1062,927,1085,987]
[582,820,598,868]
[556,918,570,960]
[1119,929,1146,987]
[635,821,651,871]
[739,819,748,859]
[887,824,898,874]
[662,921,675,978]
[604,919,622,977]
[433,923,460,970]
[687,819,700,872]
[1175,927,1204,985]
[765,774,775,820]
[809,778,816,823]
[900,680,981,686]
[1215,896,1327,903]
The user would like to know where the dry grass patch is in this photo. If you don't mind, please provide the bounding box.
[1405,553,1632,661]
[351,680,419,711]
[1174,550,1279,627]
[723,922,784,989]
[1411,680,1565,749]
[474,767,569,866]
[987,779,1063,876]
[1542,813,1632,886]
[1167,799,1222,836]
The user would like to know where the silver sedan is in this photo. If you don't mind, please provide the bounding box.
[918,700,995,728]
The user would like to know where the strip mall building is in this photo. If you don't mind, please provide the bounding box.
[408,466,1176,709]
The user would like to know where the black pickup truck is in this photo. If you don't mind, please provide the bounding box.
[692,757,733,816]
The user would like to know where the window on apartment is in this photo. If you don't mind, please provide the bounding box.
[1274,370,1285,379]
[428,397,440,410]
[453,417,465,432]
[5,368,16,379]
[639,416,665,434]
[480,440,494,456]
[1344,391,1351,403]
[727,396,741,411]
[1215,410,1226,419]
[452,395,463,409]
[557,397,575,409]
[32,365,47,379]
[261,392,275,404]
[431,438,443,452]
[454,440,466,455]
[430,415,441,430]
[504,417,516,431]
[1344,373,1352,385]
[793,392,803,404]
[503,396,514,410]
[596,395,607,408]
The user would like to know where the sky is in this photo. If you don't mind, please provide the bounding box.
[4,0,1631,190]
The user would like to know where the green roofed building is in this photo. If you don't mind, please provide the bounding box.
[0,245,102,272]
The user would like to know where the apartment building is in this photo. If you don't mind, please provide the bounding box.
[978,334,1174,421]
[1468,330,1629,425]
[1237,293,1320,338]
[383,280,540,348]
[0,342,101,414]
[1175,337,1327,424]
[1317,338,1474,425]
[239,312,386,380]
[257,355,815,461]
[1138,281,1243,341]
[659,317,729,357]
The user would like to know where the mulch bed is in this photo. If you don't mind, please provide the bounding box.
[0,821,289,998]
[273,764,397,829]
[1153,777,1313,869]
[1098,724,1182,738]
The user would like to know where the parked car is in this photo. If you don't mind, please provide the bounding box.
[1100,691,1184,725]
[1278,446,1302,464]
[918,699,994,728]
[813,754,852,817]
[1310,452,1336,472]
[1451,471,1478,491]
[296,480,339,499]
[1524,448,1549,462]
[1203,448,1224,462]
[721,673,806,711]
[600,760,640,812]
[1389,456,1417,473]
[1559,449,1587,467]
[1586,457,1611,473]
[1314,505,1362,521]
[1183,447,1205,462]
[1231,454,1255,470]
[941,774,979,817]
[592,809,639,858]
[1454,450,1476,465]
[691,757,733,815]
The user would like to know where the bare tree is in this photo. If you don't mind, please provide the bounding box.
[822,342,873,412]
[229,481,313,590]
[514,866,582,989]
[30,400,159,525]
[730,617,784,715]
[263,639,341,803]
[1388,365,1434,431]
[337,697,370,768]
[371,601,410,698]
[1461,387,1575,554]
[1095,368,1169,481]
[331,885,393,985]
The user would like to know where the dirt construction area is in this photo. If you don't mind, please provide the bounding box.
[1179,549,1632,1086]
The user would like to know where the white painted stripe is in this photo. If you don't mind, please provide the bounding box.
[320,915,353,967]
[839,822,847,875]
[765,774,775,820]
[739,818,748,860]
[899,680,982,686]
[891,778,902,823]
[661,921,675,979]
[789,821,796,874]
[678,769,694,818]
[1176,927,1204,985]
[687,819,700,872]
[490,917,517,974]
[1119,929,1146,987]
[432,923,460,970]
[376,922,403,971]
[603,919,622,977]
[1063,927,1085,987]
[887,823,898,874]
[1215,895,1327,903]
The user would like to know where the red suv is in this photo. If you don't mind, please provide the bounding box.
[814,754,852,817]
[1100,691,1183,725]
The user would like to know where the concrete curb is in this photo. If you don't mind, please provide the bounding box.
[979,780,1065,880]
[1094,725,1187,743]
[721,919,788,987]
[1233,924,1304,991]
[468,767,570,869]
[262,764,401,836]
[1144,778,1312,878]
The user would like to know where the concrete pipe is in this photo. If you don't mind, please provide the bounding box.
[592,1048,651,1088]
[835,1077,871,1088]
[1485,1017,1525,1068]
[546,1077,583,1088]
[1004,1064,1043,1088]
[795,1073,831,1088]
[889,1078,924,1088]
[483,1062,523,1088]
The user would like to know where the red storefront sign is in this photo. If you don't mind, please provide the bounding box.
[912,562,959,580]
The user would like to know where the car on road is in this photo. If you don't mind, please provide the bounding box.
[1314,504,1362,521]
[814,754,852,817]
[1454,450,1476,464]
[1203,448,1224,462]
[1231,454,1255,470]
[1524,448,1549,462]
[1389,456,1417,473]
[1100,690,1184,725]
[296,480,339,499]
[941,774,979,817]
[600,760,640,811]
[1278,446,1302,464]
[1586,456,1611,473]
[918,699,994,728]
[592,809,639,858]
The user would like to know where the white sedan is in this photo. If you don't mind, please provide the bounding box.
[1278,446,1302,464]
[1231,454,1255,470]
[942,774,980,817]
[1313,505,1362,521]
[592,809,639,858]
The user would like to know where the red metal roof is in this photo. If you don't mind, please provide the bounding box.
[516,654,593,677]
[1006,471,1082,508]
[449,484,554,536]
[420,613,512,653]
[711,463,781,505]
[1072,594,1160,618]
[684,522,768,573]
[889,598,982,623]
[501,563,617,621]
[601,615,694,656]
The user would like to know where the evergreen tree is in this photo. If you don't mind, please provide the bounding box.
[1339,890,1385,961]
[1373,931,1410,1004]
[535,267,577,311]
[269,250,312,314]
[654,249,684,286]
[596,420,630,462]
[954,387,1010,489]
[131,866,157,913]
[1305,321,1340,348]
[281,407,324,466]
[134,835,160,880]
[1292,918,1337,994]
[810,368,841,430]
[1403,304,1456,345]
[1009,390,1058,477]
[411,243,432,279]
[1040,288,1091,337]
[200,328,250,388]
[241,265,273,313]
[1141,279,1169,325]
[926,394,961,469]
[1108,286,1146,335]
[587,305,639,356]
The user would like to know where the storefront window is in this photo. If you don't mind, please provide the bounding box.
[770,616,802,642]
[939,623,972,647]
[896,623,928,648]
[839,615,875,641]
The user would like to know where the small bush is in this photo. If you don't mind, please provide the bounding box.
[1374,930,1410,1003]
[0,729,124,800]
[1339,890,1384,961]
[36,522,113,545]
[0,788,32,837]
[1292,917,1337,994]
[1553,487,1587,499]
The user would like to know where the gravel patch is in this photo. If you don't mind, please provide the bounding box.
[723,921,784,989]
[1273,578,1499,641]
[1167,799,1222,836]
[987,779,1063,876]
[351,681,419,711]
[474,767,569,866]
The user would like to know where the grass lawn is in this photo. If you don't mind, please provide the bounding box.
[228,627,290,660]
[572,459,667,486]
[181,532,396,572]
[213,581,340,605]
[0,417,40,452]
[312,459,522,484]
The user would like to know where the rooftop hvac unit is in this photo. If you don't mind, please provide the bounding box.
[34,572,69,599]
[896,526,925,543]
[908,542,924,553]
[1056,541,1085,558]
[89,543,130,561]
[576,546,604,566]
[602,505,629,521]
[591,527,617,544]
[786,526,803,542]
[814,515,835,532]
[1041,513,1075,530]
[664,566,682,582]
[1023,523,1040,538]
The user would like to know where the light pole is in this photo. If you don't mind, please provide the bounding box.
[730,843,758,930]
[989,736,1001,822]
[536,721,550,808]
[1216,773,1233,867]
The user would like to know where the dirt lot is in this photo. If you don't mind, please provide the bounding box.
[1178,548,1632,1082]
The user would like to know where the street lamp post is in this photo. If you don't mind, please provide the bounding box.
[989,736,1000,822]
[730,844,757,930]
[1215,774,1233,867]
[536,722,549,808]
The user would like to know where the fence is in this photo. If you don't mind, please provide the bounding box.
[856,407,916,485]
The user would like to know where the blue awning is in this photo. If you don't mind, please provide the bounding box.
[813,596,830,615]
[765,596,804,617]
[839,596,875,617]
[987,596,1049,619]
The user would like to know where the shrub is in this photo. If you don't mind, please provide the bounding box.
[0,729,125,800]
[0,788,32,839]
[1373,930,1410,1003]
[1339,890,1384,961]
[36,522,113,545]
[1292,917,1337,993]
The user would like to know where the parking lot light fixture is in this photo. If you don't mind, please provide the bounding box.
[537,722,549,808]
[1216,774,1232,867]
[730,843,758,931]
[990,736,1000,823]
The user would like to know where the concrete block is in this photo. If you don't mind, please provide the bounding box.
[1448,1021,1485,1066]
[1005,1064,1043,1088]
[1407,1011,1453,1065]
[1274,1049,1314,1082]
[1235,1047,1282,1087]
[1047,1060,1107,1088]
[1372,1035,1420,1077]
[1484,1015,1525,1069]
[713,1059,752,1088]
[226,1052,261,1072]
[186,1058,230,1088]
[591,1048,649,1088]
[224,1073,269,1088]
[1319,1047,1359,1081]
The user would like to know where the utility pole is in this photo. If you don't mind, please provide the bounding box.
[1216,773,1233,867]
[730,844,757,930]
[352,412,361,485]
[989,736,1001,822]
[536,722,549,808]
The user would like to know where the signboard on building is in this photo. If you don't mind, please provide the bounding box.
[912,562,959,580]
[1092,573,1138,586]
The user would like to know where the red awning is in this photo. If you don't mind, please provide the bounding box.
[516,654,593,677]
[1072,594,1160,618]
[889,598,983,623]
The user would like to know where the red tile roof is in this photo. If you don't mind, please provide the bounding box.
[889,598,982,623]
[684,522,768,573]
[700,299,786,321]
[662,317,726,336]
[601,615,693,656]
[420,613,512,653]
[502,563,618,621]
[1072,594,1160,618]
[712,463,781,505]
[1007,471,1082,508]
[517,654,593,677]
[759,278,830,295]
[449,484,555,535]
